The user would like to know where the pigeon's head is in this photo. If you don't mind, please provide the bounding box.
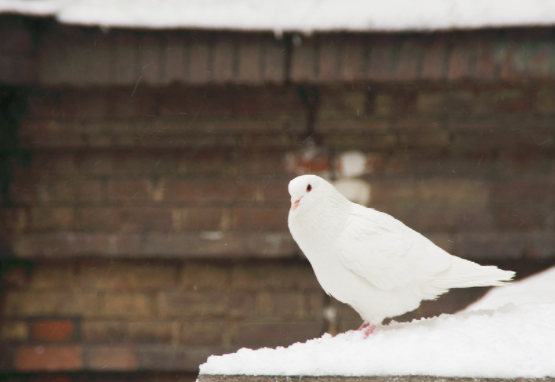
[288,175,329,212]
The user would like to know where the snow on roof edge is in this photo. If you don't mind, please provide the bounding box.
[3,0,555,34]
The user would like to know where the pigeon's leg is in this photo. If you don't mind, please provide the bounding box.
[358,322,377,338]
[358,322,370,330]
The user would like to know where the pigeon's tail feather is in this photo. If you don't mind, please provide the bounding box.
[431,256,515,289]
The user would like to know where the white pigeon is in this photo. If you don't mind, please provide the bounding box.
[287,174,515,334]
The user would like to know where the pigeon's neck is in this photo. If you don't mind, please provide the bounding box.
[292,188,353,240]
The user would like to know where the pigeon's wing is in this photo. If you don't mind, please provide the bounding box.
[337,204,452,291]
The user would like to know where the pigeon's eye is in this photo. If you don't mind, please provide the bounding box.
[306,184,312,192]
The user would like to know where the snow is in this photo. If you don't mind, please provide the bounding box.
[464,266,555,311]
[4,0,555,33]
[200,303,555,378]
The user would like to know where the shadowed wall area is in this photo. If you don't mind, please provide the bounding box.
[1,15,555,382]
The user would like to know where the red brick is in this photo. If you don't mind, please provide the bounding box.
[85,346,137,370]
[14,345,83,371]
[31,320,75,342]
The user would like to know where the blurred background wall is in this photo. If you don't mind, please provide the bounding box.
[1,13,555,382]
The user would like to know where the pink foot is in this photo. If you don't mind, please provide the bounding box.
[358,322,376,338]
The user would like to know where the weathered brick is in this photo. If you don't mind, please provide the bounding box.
[0,207,29,234]
[14,345,83,371]
[398,130,450,147]
[1,321,28,341]
[82,320,174,343]
[230,264,319,291]
[79,264,176,290]
[157,292,255,318]
[453,232,545,259]
[447,34,476,80]
[180,320,228,346]
[60,91,108,119]
[179,264,231,291]
[173,207,225,231]
[107,179,154,202]
[85,345,137,370]
[26,93,62,119]
[421,34,447,80]
[290,35,317,82]
[535,88,555,114]
[30,208,74,232]
[395,36,424,81]
[235,321,324,348]
[319,89,367,120]
[256,292,306,318]
[4,292,98,316]
[231,207,288,231]
[75,206,175,232]
[99,293,153,317]
[30,320,75,342]
[496,149,555,175]
[493,203,549,230]
[1,266,28,288]
[136,345,234,371]
[28,266,76,290]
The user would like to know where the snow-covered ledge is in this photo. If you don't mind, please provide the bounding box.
[199,269,555,381]
[199,377,555,382]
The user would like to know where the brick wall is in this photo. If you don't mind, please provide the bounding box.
[1,84,555,378]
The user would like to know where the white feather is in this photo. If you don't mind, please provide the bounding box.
[288,175,515,325]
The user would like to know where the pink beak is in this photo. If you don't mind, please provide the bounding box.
[291,197,301,211]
